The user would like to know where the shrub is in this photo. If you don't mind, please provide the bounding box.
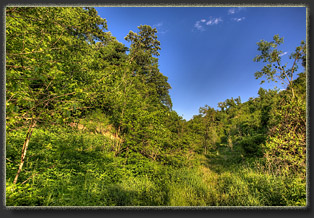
[239,134,265,157]
[264,97,306,175]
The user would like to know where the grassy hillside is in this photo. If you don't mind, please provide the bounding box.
[6,111,306,206]
[5,7,306,207]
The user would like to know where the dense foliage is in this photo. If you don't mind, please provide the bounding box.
[6,7,306,206]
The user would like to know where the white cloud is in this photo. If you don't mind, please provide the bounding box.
[228,7,244,15]
[232,17,246,22]
[153,22,168,34]
[153,22,163,28]
[279,51,288,57]
[194,17,223,31]
[228,8,236,14]
[194,20,205,31]
[159,30,168,34]
[206,17,223,25]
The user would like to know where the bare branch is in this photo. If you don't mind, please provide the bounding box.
[290,53,300,82]
[6,65,32,70]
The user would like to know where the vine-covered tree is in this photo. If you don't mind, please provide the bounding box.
[253,35,306,174]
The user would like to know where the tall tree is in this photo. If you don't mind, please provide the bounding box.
[253,35,306,174]
[253,34,306,99]
[199,105,218,153]
[125,25,161,65]
[6,7,109,184]
[125,25,172,109]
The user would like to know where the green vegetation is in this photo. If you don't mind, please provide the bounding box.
[6,7,306,206]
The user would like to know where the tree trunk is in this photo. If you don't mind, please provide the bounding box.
[13,118,36,184]
[291,87,295,100]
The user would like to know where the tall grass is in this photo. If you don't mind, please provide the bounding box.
[6,124,306,206]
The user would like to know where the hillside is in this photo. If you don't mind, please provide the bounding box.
[6,7,306,206]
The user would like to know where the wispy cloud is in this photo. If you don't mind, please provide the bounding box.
[194,17,223,31]
[153,22,163,28]
[206,17,223,25]
[232,17,246,22]
[279,51,288,57]
[228,7,244,15]
[194,20,205,31]
[153,22,168,34]
[159,30,168,34]
[228,8,236,15]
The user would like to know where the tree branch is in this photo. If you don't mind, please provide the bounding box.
[7,47,61,56]
[290,53,300,82]
[6,65,32,70]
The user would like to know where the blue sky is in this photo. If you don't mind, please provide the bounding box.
[95,7,306,120]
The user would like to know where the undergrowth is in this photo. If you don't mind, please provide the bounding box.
[6,124,306,206]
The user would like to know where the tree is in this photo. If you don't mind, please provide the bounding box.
[125,25,161,65]
[218,101,226,112]
[6,7,109,184]
[253,34,306,99]
[199,105,219,153]
[125,25,172,109]
[253,35,306,174]
[264,89,306,174]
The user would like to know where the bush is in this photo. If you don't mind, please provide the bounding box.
[239,134,265,157]
[264,96,306,175]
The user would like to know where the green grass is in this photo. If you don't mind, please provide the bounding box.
[6,124,306,206]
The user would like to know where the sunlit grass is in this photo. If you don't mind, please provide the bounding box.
[6,124,306,206]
